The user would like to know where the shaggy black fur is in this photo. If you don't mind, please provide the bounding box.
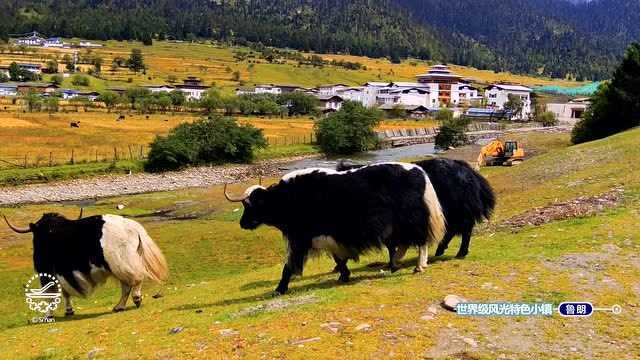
[238,164,434,294]
[29,214,109,295]
[337,158,495,258]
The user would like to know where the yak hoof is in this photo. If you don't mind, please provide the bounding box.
[331,265,340,274]
[338,274,350,283]
[112,307,125,313]
[65,309,75,317]
[413,266,425,274]
[434,250,445,257]
[273,288,287,296]
[455,252,468,259]
[133,297,142,308]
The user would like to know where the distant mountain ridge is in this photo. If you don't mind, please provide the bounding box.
[1,0,638,80]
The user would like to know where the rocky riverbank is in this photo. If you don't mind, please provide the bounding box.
[0,155,317,206]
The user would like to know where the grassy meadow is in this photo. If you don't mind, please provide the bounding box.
[0,128,638,358]
[1,40,586,95]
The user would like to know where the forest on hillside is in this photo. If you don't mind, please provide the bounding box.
[1,0,638,81]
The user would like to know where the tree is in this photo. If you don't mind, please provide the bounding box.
[572,43,640,144]
[23,91,42,112]
[0,72,8,83]
[434,116,471,149]
[8,62,20,81]
[98,91,121,112]
[277,92,318,116]
[125,87,151,109]
[169,90,186,110]
[50,74,64,85]
[145,116,267,172]
[71,74,90,86]
[198,88,223,114]
[44,96,59,113]
[46,59,58,73]
[315,101,382,155]
[127,49,146,73]
[504,94,524,120]
[92,57,103,74]
[538,111,558,127]
[63,54,75,73]
[387,104,407,119]
[435,108,454,123]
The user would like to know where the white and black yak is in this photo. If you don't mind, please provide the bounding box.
[224,162,446,294]
[3,211,168,316]
[337,158,496,260]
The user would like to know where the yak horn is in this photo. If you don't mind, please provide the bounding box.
[2,215,31,234]
[78,208,84,220]
[224,183,250,202]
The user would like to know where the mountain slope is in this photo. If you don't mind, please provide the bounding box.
[396,0,626,80]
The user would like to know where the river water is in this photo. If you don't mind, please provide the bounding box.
[281,143,437,171]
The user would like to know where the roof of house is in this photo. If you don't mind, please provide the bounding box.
[390,87,430,94]
[317,95,344,101]
[486,84,532,92]
[363,82,391,87]
[175,84,210,90]
[0,83,18,88]
[317,84,349,88]
[390,82,427,88]
[378,103,430,111]
[17,82,58,88]
[17,63,42,68]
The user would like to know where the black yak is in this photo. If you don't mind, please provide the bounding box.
[3,212,168,316]
[337,158,495,259]
[224,162,446,294]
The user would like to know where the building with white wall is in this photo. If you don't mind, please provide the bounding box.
[546,98,590,125]
[484,84,533,120]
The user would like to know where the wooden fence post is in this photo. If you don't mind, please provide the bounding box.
[114,147,118,161]
[24,154,28,168]
[128,145,134,160]
[49,152,53,167]
[71,149,75,165]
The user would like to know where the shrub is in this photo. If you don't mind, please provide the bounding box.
[71,74,90,86]
[435,117,470,149]
[145,115,267,172]
[315,101,382,155]
[538,111,558,127]
[435,108,454,123]
[50,74,64,85]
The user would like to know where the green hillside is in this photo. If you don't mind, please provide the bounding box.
[1,128,638,358]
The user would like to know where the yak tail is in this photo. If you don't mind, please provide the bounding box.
[423,174,446,247]
[136,229,169,283]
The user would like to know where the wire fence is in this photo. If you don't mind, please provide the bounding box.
[0,133,316,171]
[0,145,147,170]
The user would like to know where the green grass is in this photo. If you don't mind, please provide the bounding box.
[0,160,143,186]
[1,129,639,358]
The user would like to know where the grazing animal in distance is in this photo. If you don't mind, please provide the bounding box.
[70,121,80,128]
[3,211,168,316]
[337,158,495,259]
[224,162,445,295]
[117,114,125,122]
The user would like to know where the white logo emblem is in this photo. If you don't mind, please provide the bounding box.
[25,273,62,314]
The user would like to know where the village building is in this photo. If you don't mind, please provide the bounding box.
[16,82,59,95]
[317,95,344,113]
[60,89,100,101]
[379,104,431,119]
[145,85,177,93]
[0,66,9,78]
[18,63,43,74]
[335,87,366,104]
[416,64,465,107]
[484,84,533,120]
[235,84,301,96]
[43,37,64,48]
[174,77,210,100]
[546,97,590,125]
[317,84,349,96]
[14,32,45,46]
[0,83,18,97]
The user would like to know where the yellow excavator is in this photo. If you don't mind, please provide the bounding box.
[477,139,525,167]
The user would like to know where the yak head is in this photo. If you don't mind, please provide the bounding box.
[3,209,84,237]
[224,182,273,230]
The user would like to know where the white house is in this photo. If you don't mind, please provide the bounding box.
[455,84,482,105]
[0,84,17,97]
[14,32,45,46]
[484,84,533,120]
[336,87,365,104]
[235,84,302,96]
[43,38,64,48]
[145,85,176,93]
[317,84,349,97]
[317,95,344,113]
[546,98,590,125]
[78,41,103,48]
[18,63,42,74]
[175,77,210,100]
[416,64,465,107]
[362,82,391,107]
[0,66,9,78]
